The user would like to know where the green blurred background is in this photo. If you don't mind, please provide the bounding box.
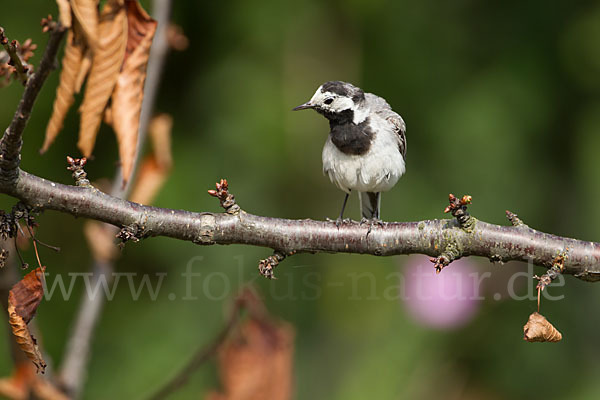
[2,0,600,399]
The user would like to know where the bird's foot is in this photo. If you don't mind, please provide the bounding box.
[327,217,352,228]
[360,217,386,235]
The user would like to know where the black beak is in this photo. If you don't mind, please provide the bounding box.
[292,101,314,111]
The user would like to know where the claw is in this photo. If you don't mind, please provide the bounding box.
[361,217,385,235]
[334,217,352,228]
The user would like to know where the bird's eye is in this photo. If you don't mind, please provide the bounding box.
[324,98,334,105]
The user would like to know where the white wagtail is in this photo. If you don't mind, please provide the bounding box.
[293,81,406,224]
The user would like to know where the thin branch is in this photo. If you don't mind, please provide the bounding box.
[148,304,241,400]
[2,170,599,282]
[58,260,112,398]
[148,287,266,400]
[0,21,66,185]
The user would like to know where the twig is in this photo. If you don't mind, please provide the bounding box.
[536,251,567,291]
[0,27,31,85]
[148,288,265,400]
[430,193,474,273]
[13,233,28,269]
[444,193,474,230]
[0,20,65,185]
[116,224,141,247]
[148,307,241,400]
[506,210,527,227]
[258,250,295,279]
[207,179,240,215]
[66,156,92,188]
[535,251,568,311]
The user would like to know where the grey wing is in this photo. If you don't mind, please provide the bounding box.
[387,111,407,158]
[367,93,406,158]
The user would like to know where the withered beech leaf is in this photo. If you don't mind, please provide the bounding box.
[55,0,72,28]
[104,103,113,126]
[78,0,127,157]
[148,113,173,170]
[0,361,69,400]
[42,27,86,153]
[8,312,46,374]
[523,312,562,343]
[74,48,93,94]
[166,24,189,51]
[8,267,47,374]
[0,362,33,400]
[70,0,99,49]
[207,316,294,400]
[9,267,45,324]
[0,374,27,399]
[111,0,157,184]
[31,375,70,400]
[83,221,118,262]
[128,156,168,205]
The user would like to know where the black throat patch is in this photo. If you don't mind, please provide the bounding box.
[329,116,374,156]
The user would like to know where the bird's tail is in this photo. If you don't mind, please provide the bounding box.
[359,192,380,219]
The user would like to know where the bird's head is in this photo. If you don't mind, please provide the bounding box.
[293,81,367,124]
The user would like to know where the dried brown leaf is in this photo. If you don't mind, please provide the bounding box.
[0,361,69,400]
[42,29,86,153]
[31,377,70,400]
[103,103,113,125]
[148,113,173,170]
[208,316,294,400]
[128,156,168,205]
[78,0,127,157]
[7,267,47,373]
[166,24,189,51]
[74,48,93,93]
[71,0,99,49]
[110,0,157,184]
[0,362,34,400]
[0,376,26,400]
[9,267,45,324]
[124,113,173,206]
[55,0,72,28]
[84,221,118,262]
[8,308,46,373]
[523,312,562,343]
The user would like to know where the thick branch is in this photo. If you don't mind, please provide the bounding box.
[2,169,600,282]
[0,23,65,185]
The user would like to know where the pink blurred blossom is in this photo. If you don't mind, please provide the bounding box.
[402,255,481,329]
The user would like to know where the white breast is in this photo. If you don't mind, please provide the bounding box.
[322,116,405,193]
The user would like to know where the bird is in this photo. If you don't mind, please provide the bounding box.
[293,81,406,225]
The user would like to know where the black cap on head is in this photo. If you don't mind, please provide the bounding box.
[321,81,365,103]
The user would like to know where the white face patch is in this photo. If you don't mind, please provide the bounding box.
[309,86,369,124]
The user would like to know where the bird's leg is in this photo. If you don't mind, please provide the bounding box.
[335,192,351,227]
[360,196,385,234]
